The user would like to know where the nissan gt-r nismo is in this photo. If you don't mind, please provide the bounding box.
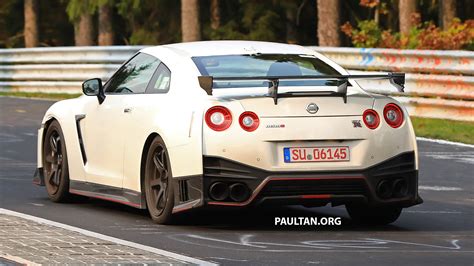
[34,41,423,225]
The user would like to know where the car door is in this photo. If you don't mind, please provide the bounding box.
[121,62,172,191]
[82,53,161,188]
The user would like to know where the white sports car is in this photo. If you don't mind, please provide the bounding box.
[34,41,422,224]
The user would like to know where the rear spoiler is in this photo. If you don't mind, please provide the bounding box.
[198,73,405,104]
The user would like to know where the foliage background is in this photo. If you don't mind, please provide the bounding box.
[0,0,473,49]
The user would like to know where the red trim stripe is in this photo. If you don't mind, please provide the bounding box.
[69,189,141,208]
[300,194,331,199]
[271,176,364,181]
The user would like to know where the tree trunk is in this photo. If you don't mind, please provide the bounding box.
[181,0,201,42]
[399,0,417,35]
[98,4,114,45]
[439,0,456,29]
[286,8,297,44]
[317,0,340,46]
[74,14,94,46]
[210,0,220,30]
[24,0,39,47]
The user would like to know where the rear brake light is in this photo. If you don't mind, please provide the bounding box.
[384,103,404,128]
[205,106,232,131]
[239,111,259,132]
[363,109,380,129]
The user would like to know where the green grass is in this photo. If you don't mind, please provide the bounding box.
[411,116,474,144]
[0,91,81,100]
[1,91,472,144]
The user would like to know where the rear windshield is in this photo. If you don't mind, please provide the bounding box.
[192,54,341,88]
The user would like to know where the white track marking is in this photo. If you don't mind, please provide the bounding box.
[0,208,217,266]
[420,151,474,164]
[208,257,248,262]
[365,238,461,250]
[419,186,463,191]
[417,137,474,149]
[405,210,462,214]
[0,254,40,266]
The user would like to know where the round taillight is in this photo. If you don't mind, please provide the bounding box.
[239,111,260,132]
[384,103,404,128]
[205,106,232,131]
[363,109,380,129]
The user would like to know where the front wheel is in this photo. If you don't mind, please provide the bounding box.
[144,136,174,224]
[346,204,402,225]
[43,120,71,202]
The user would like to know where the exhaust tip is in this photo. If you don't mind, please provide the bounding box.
[392,179,408,198]
[209,182,229,201]
[376,180,392,199]
[229,183,250,202]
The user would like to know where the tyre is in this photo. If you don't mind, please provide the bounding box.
[43,120,71,202]
[144,136,174,224]
[346,204,402,225]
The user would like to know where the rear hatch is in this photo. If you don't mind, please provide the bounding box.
[203,90,377,170]
[237,93,374,117]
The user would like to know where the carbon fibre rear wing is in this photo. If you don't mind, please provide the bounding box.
[198,73,405,104]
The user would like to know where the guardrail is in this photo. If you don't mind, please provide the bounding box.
[0,46,472,121]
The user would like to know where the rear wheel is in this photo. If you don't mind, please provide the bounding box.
[346,204,402,225]
[43,120,71,202]
[144,136,174,224]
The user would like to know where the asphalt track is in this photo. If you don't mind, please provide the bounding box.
[0,97,473,265]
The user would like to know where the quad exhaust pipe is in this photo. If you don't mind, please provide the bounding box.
[209,182,229,201]
[229,183,250,202]
[209,182,250,202]
[376,178,408,199]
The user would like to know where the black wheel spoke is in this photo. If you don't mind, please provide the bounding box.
[45,154,55,163]
[160,151,167,169]
[150,178,161,188]
[155,187,165,208]
[54,167,62,185]
[153,153,164,169]
[50,135,58,152]
[47,169,56,186]
[147,144,171,217]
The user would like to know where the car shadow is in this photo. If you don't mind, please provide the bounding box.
[61,195,473,232]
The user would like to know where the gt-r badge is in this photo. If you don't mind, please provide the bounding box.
[352,120,362,128]
[306,103,319,114]
[266,124,286,128]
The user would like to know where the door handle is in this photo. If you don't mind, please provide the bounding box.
[124,108,132,113]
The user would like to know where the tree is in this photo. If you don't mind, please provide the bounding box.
[98,3,114,45]
[439,0,456,29]
[210,0,220,30]
[399,0,417,35]
[317,0,340,46]
[24,0,39,47]
[181,0,201,42]
[66,0,95,46]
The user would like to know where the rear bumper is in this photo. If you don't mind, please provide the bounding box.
[173,151,422,213]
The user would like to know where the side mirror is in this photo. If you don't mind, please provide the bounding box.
[82,78,106,104]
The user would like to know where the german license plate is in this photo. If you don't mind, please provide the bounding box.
[283,146,350,163]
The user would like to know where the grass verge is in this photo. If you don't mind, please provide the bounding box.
[0,91,81,100]
[410,117,474,145]
[1,91,472,144]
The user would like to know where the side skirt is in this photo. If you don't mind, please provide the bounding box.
[69,181,146,209]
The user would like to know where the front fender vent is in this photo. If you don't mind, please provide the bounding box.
[178,180,189,202]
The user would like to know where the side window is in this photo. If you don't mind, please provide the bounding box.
[105,53,160,94]
[145,63,171,94]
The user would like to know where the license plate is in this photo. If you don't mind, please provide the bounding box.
[283,146,350,163]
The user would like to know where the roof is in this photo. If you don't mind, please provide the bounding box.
[157,40,314,57]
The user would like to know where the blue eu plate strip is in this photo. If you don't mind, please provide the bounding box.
[283,148,291,163]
